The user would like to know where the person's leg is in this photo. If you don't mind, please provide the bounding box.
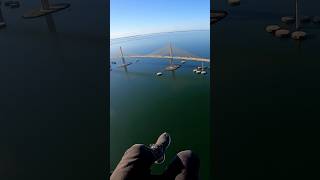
[110,132,171,180]
[110,144,155,180]
[162,150,200,180]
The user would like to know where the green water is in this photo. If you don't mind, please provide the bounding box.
[110,30,211,179]
[213,1,320,179]
[1,1,108,179]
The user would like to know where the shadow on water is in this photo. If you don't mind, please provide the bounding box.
[170,70,176,80]
[123,66,130,80]
[43,13,66,64]
[45,14,56,33]
[112,67,150,78]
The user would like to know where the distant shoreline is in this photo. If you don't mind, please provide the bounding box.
[110,29,209,40]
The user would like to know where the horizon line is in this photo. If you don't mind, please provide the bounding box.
[110,29,210,40]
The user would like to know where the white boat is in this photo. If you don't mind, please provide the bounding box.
[193,69,197,73]
[181,60,186,64]
[156,72,163,76]
[201,71,207,75]
[196,70,201,74]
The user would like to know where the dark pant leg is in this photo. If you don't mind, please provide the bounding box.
[162,150,200,180]
[110,144,156,180]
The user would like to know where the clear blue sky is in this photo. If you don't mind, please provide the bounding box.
[110,0,209,38]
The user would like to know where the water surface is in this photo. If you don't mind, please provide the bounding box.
[110,30,211,178]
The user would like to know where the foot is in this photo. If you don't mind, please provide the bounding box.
[150,132,171,164]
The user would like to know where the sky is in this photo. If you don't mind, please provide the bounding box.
[110,0,209,39]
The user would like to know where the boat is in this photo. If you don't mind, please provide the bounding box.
[181,60,186,64]
[274,29,290,38]
[201,71,207,75]
[291,31,307,40]
[165,64,180,71]
[196,70,201,74]
[265,25,280,33]
[193,69,197,73]
[156,72,163,76]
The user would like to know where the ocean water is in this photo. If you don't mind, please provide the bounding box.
[213,0,320,179]
[110,30,211,179]
[0,1,107,179]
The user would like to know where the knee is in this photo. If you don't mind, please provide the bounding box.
[130,144,146,150]
[124,144,155,158]
[126,144,147,154]
[177,150,199,161]
[122,144,155,164]
[177,150,200,169]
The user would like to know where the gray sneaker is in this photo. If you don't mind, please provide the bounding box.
[150,132,171,164]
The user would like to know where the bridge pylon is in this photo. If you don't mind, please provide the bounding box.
[169,43,173,65]
[120,46,126,65]
[118,46,132,68]
[23,0,70,19]
[164,43,181,71]
[0,2,6,28]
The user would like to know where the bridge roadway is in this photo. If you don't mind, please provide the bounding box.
[123,55,210,63]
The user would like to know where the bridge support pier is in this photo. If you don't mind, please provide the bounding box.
[23,0,70,19]
[0,4,6,28]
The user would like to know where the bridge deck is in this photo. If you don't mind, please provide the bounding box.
[124,55,210,62]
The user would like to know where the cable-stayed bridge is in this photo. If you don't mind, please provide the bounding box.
[111,43,210,71]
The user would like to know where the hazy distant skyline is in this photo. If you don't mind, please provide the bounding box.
[110,0,209,39]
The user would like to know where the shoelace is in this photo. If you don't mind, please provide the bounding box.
[149,144,164,161]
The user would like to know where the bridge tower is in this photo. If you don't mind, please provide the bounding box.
[164,43,181,71]
[41,0,50,10]
[169,43,174,65]
[120,46,126,65]
[0,2,5,28]
[23,0,70,19]
[295,0,299,30]
[118,46,132,68]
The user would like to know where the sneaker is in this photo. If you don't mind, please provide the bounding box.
[149,132,171,164]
